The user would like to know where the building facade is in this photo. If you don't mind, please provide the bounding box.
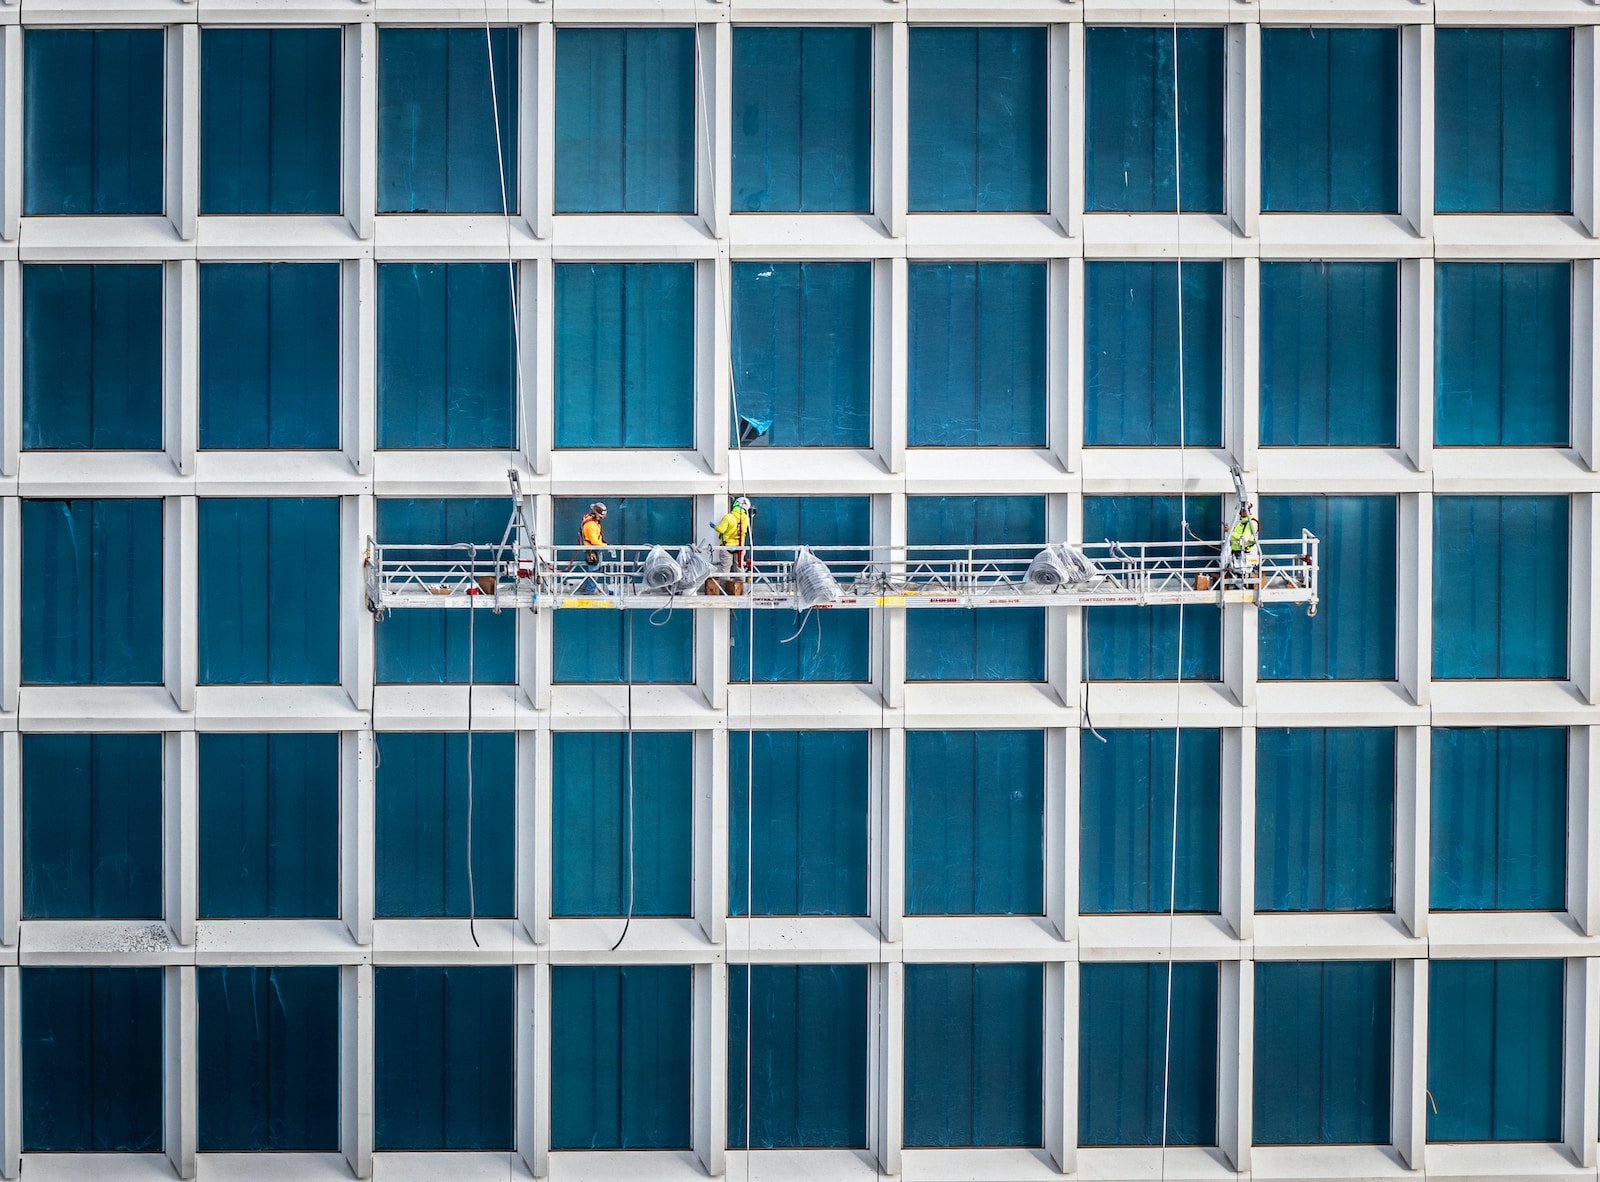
[1,0,1597,1178]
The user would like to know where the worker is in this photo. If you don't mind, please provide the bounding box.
[710,496,754,594]
[1224,501,1259,583]
[578,501,607,592]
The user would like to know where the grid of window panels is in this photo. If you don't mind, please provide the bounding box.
[2,2,1599,1179]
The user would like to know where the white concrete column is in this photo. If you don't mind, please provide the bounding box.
[1227,257,1258,472]
[700,254,728,480]
[1396,726,1429,940]
[1222,726,1254,941]
[528,725,551,945]
[0,967,16,1179]
[342,729,373,947]
[343,258,374,478]
[518,962,550,1177]
[345,22,376,241]
[1226,24,1260,240]
[697,20,729,241]
[1400,259,1434,472]
[164,496,196,713]
[1574,493,1600,705]
[341,962,373,1179]
[1044,960,1070,1173]
[696,727,725,947]
[167,24,199,242]
[1,260,19,478]
[1223,603,1257,709]
[1,26,20,243]
[1052,21,1083,241]
[1566,957,1599,1168]
[1392,957,1426,1169]
[876,22,907,239]
[1401,25,1434,241]
[693,961,726,1177]
[877,492,906,713]
[517,22,539,233]
[165,730,196,948]
[530,21,554,239]
[876,726,905,946]
[1573,729,1599,936]
[1219,958,1251,1172]
[1576,28,1598,238]
[1046,727,1073,941]
[0,496,17,712]
[166,260,196,476]
[344,494,374,711]
[876,257,906,475]
[1060,258,1083,473]
[517,257,537,473]
[1575,262,1599,472]
[1398,493,1431,706]
[164,965,196,1180]
[870,961,903,1176]
[0,733,16,947]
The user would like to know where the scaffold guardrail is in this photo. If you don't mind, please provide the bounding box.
[363,534,1320,617]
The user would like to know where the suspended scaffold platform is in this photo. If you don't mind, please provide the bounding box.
[364,529,1320,619]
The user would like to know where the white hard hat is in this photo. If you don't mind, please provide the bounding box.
[589,501,607,514]
[735,496,751,511]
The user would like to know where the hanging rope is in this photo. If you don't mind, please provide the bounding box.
[1160,17,1189,1182]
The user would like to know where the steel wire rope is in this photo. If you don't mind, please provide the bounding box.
[1160,17,1189,1182]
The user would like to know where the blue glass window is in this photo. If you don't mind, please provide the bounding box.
[24,263,161,451]
[199,733,338,919]
[732,27,870,213]
[1435,263,1570,446]
[730,730,868,916]
[1260,262,1397,445]
[25,30,163,215]
[731,496,870,682]
[1433,495,1567,679]
[906,730,1043,916]
[908,262,1046,447]
[1436,29,1572,214]
[375,732,513,918]
[23,499,162,685]
[903,963,1042,1147]
[378,28,516,214]
[1257,728,1394,912]
[23,967,163,1151]
[1078,962,1218,1146]
[23,733,161,920]
[1254,961,1391,1144]
[731,261,870,447]
[200,263,340,449]
[906,496,1044,681]
[375,966,514,1150]
[1262,29,1398,212]
[197,966,339,1151]
[555,263,693,448]
[1085,261,1223,446]
[1085,27,1225,213]
[552,497,694,684]
[552,731,691,918]
[555,28,694,213]
[199,497,340,684]
[375,498,515,685]
[729,964,868,1147]
[1080,729,1220,914]
[1427,959,1563,1141]
[1259,495,1397,680]
[909,28,1046,212]
[201,29,342,214]
[1431,728,1566,911]
[1083,496,1221,680]
[377,262,516,449]
[550,965,691,1149]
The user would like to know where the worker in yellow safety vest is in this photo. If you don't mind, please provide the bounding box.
[709,497,754,593]
[1225,501,1259,581]
[577,502,607,592]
